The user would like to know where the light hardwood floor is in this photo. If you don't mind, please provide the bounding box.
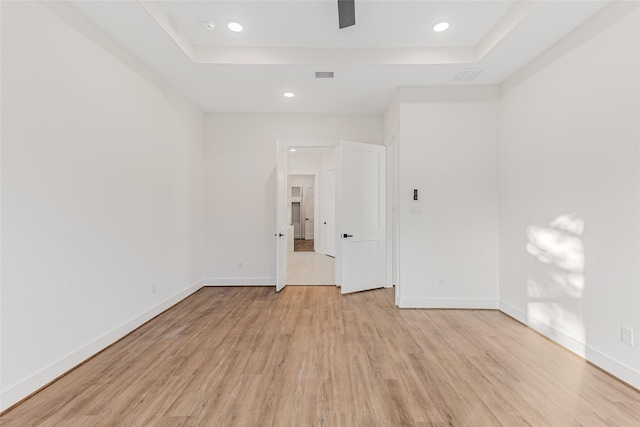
[2,287,639,426]
[294,239,314,252]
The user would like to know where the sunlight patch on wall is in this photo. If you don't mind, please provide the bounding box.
[526,214,586,356]
[526,214,584,272]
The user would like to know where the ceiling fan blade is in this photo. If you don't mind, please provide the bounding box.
[338,0,355,29]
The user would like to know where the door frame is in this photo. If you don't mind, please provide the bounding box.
[276,139,393,291]
[278,140,339,287]
[386,134,400,305]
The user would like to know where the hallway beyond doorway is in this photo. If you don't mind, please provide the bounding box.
[287,252,334,285]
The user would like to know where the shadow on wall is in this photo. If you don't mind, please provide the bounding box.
[526,214,586,356]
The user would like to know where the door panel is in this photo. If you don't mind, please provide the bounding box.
[344,240,382,287]
[276,141,288,292]
[338,141,386,294]
[342,149,381,231]
[323,170,336,257]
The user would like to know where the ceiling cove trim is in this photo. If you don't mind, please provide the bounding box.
[139,0,196,61]
[193,46,477,65]
[476,1,536,60]
[138,0,534,66]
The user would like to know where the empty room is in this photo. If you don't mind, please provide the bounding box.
[1,0,639,425]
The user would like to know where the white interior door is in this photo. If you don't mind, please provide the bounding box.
[323,170,336,257]
[337,140,386,294]
[304,186,315,240]
[276,141,288,292]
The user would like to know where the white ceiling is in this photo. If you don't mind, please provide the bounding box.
[69,0,610,114]
[158,1,517,48]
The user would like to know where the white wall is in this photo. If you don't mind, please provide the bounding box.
[498,3,640,387]
[1,2,205,411]
[203,113,382,284]
[396,88,500,308]
[288,175,315,191]
[288,150,322,174]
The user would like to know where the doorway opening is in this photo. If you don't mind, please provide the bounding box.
[289,174,314,251]
[286,148,335,285]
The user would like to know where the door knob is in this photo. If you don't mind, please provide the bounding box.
[275,233,284,237]
[343,233,353,238]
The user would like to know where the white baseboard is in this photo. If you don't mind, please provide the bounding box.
[498,300,528,324]
[498,299,640,390]
[205,277,275,286]
[398,297,498,309]
[0,279,204,412]
[527,316,587,358]
[586,345,640,390]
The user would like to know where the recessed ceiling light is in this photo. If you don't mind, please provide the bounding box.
[201,20,215,31]
[283,92,295,98]
[228,22,243,32]
[433,22,450,32]
[289,148,297,152]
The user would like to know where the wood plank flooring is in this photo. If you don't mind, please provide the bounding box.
[294,239,314,252]
[2,287,639,426]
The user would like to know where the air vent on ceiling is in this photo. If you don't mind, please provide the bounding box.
[452,68,484,82]
[315,71,335,79]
